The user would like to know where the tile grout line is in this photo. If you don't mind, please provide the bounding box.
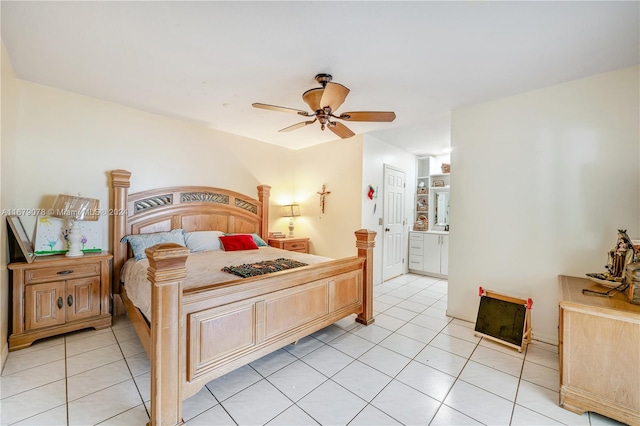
[338,283,455,425]
[115,326,151,421]
[426,334,484,426]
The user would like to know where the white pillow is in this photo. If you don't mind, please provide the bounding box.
[184,230,225,252]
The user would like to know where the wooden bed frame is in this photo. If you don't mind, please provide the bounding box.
[110,170,376,426]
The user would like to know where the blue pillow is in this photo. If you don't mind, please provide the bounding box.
[121,229,186,260]
[252,233,268,247]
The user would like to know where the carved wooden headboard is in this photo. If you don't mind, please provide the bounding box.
[110,170,271,293]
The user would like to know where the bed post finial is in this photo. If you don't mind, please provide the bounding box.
[110,170,131,294]
[146,243,190,426]
[355,229,376,325]
[257,185,271,240]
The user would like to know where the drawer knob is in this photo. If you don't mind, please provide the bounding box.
[57,297,63,309]
[57,270,74,275]
[67,295,74,306]
[291,244,298,248]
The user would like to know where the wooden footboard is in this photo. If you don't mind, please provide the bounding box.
[108,170,376,425]
[145,230,375,426]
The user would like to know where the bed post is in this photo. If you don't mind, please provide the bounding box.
[146,243,190,426]
[257,185,271,240]
[355,229,376,325]
[110,169,131,294]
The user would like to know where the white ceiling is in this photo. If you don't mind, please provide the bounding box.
[2,1,638,156]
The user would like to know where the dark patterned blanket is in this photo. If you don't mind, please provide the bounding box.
[222,258,308,278]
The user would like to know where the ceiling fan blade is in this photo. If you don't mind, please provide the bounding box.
[279,119,317,133]
[302,88,323,112]
[252,103,310,116]
[338,111,396,122]
[328,122,355,139]
[320,82,350,112]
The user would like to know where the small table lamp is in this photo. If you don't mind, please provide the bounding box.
[281,204,300,238]
[50,195,100,257]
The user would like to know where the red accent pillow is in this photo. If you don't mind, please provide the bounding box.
[219,234,259,251]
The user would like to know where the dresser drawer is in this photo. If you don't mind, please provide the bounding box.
[282,241,307,252]
[409,255,424,270]
[410,232,424,241]
[24,262,101,284]
[409,239,424,254]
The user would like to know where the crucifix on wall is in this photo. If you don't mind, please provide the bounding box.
[317,184,331,214]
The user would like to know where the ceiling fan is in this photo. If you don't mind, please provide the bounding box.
[252,73,396,139]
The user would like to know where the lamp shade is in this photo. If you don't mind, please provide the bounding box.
[50,195,100,221]
[281,204,300,218]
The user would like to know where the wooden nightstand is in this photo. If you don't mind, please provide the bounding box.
[8,252,113,351]
[268,237,310,254]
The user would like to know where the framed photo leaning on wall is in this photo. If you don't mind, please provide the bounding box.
[7,215,35,263]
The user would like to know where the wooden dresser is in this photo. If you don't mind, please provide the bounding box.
[558,275,640,426]
[8,252,113,350]
[268,237,309,253]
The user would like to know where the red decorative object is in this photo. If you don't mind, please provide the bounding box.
[367,185,375,200]
[219,234,259,251]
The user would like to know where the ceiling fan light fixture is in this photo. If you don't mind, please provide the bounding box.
[253,73,396,139]
[302,87,324,111]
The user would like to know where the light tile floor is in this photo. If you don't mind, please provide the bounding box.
[0,274,626,425]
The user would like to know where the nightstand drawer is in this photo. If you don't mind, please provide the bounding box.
[268,237,310,254]
[282,241,307,252]
[24,262,101,284]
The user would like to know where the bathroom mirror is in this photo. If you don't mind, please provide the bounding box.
[434,190,450,228]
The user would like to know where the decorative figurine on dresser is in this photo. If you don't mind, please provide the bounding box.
[586,229,637,287]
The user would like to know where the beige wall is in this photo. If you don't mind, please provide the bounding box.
[291,137,364,259]
[1,42,18,367]
[448,66,640,344]
[13,80,297,250]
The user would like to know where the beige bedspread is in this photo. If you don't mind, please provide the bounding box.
[121,246,333,320]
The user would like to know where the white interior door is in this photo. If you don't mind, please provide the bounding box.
[383,165,405,281]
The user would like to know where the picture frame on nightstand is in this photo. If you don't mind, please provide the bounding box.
[6,216,35,263]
